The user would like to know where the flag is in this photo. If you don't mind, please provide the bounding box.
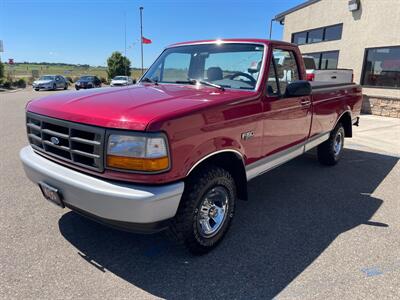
[142,37,152,44]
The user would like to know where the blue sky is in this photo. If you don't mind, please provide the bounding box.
[0,0,303,68]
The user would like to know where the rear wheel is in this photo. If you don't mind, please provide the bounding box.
[64,83,68,90]
[170,165,236,255]
[317,123,345,166]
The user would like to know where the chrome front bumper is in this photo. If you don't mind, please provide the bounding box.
[20,146,184,231]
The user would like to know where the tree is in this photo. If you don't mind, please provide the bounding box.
[106,52,131,79]
[0,60,4,79]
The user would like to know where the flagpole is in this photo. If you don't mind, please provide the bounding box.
[140,6,144,74]
[124,12,127,76]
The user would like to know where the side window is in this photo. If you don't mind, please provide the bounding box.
[162,52,191,82]
[272,49,300,94]
[266,61,279,96]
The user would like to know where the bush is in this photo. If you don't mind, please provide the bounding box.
[100,77,108,84]
[65,76,73,83]
[107,51,131,79]
[13,78,27,88]
[3,80,12,89]
[72,76,80,83]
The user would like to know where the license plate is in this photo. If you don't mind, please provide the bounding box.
[39,182,64,208]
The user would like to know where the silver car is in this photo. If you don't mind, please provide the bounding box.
[33,75,68,91]
[110,76,134,87]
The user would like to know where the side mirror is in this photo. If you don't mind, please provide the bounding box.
[285,80,312,97]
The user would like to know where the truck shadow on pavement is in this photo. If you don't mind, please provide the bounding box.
[58,148,398,299]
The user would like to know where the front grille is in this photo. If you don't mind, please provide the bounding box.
[26,112,106,172]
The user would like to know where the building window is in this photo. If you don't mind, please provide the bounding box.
[292,32,307,45]
[361,46,400,88]
[291,24,343,45]
[303,51,339,70]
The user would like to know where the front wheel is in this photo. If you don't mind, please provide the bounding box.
[52,83,57,90]
[317,123,345,166]
[64,83,68,90]
[170,165,236,255]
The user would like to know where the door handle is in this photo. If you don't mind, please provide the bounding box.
[300,99,311,106]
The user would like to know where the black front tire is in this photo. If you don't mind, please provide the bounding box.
[52,84,57,90]
[317,123,345,166]
[170,165,236,255]
[64,83,68,90]
[75,87,80,90]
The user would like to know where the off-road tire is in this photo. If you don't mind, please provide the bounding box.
[170,165,236,255]
[317,123,345,166]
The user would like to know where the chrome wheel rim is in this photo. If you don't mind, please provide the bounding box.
[333,130,343,156]
[196,186,229,238]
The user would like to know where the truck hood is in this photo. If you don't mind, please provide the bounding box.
[27,84,255,131]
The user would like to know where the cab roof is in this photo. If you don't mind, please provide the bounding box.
[168,38,294,48]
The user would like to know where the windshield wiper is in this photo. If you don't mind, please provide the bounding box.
[141,77,158,85]
[175,78,225,91]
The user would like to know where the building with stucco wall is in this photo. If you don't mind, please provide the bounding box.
[275,0,400,118]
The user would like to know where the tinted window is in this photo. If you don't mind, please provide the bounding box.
[292,32,307,45]
[325,24,343,41]
[292,24,342,45]
[308,28,324,43]
[273,49,300,94]
[320,51,339,69]
[304,53,321,69]
[362,46,400,88]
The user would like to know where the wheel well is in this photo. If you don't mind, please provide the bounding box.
[338,112,352,137]
[188,152,248,201]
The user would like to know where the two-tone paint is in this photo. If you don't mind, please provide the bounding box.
[26,39,362,185]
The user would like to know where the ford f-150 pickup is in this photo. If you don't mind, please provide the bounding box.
[20,39,362,254]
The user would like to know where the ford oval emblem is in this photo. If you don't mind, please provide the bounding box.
[50,137,60,145]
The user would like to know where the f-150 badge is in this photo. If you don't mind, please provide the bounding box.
[241,131,255,140]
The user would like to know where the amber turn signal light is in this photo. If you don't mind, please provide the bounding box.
[107,155,169,172]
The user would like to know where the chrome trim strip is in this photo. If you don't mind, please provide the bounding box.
[246,132,329,181]
[187,149,244,176]
[246,143,304,181]
[304,132,330,152]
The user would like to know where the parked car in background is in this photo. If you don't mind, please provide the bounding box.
[303,55,353,83]
[20,39,362,254]
[75,75,101,90]
[110,76,134,87]
[33,75,68,91]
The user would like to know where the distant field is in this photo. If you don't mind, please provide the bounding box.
[4,63,144,81]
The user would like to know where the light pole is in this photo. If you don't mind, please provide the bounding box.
[140,6,144,74]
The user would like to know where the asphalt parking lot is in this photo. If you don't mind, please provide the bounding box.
[1,88,399,299]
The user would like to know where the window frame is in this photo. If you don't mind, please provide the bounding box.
[302,50,340,70]
[267,47,302,98]
[291,23,343,45]
[360,45,400,90]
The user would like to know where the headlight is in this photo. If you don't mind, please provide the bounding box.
[106,133,169,172]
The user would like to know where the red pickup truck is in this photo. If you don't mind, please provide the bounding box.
[20,39,362,254]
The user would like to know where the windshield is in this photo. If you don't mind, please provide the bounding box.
[39,76,55,81]
[143,43,265,90]
[113,76,127,80]
[80,76,94,81]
